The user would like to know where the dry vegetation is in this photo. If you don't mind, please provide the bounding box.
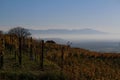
[0,27,120,80]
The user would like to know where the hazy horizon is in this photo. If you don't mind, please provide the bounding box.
[1,27,120,42]
[32,34,120,41]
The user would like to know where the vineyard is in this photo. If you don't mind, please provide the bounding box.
[0,27,120,80]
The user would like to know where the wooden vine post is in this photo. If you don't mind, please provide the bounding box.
[40,40,44,70]
[0,38,5,69]
[34,45,37,62]
[61,46,64,72]
[30,37,33,60]
[18,37,22,66]
[9,34,12,55]
[14,35,18,61]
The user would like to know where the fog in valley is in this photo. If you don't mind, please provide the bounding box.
[32,33,120,53]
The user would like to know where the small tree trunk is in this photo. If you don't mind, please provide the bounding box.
[18,37,22,66]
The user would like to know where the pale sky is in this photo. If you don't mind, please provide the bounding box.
[0,0,120,33]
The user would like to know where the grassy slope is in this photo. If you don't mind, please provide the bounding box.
[45,43,120,80]
[0,51,65,80]
[0,43,120,80]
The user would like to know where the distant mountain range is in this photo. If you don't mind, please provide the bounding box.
[30,28,107,35]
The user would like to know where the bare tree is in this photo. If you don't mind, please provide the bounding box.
[8,27,31,66]
[8,27,31,37]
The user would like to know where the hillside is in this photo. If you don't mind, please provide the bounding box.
[45,43,120,80]
[0,34,120,80]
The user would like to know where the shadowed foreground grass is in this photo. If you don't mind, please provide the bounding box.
[0,53,67,80]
